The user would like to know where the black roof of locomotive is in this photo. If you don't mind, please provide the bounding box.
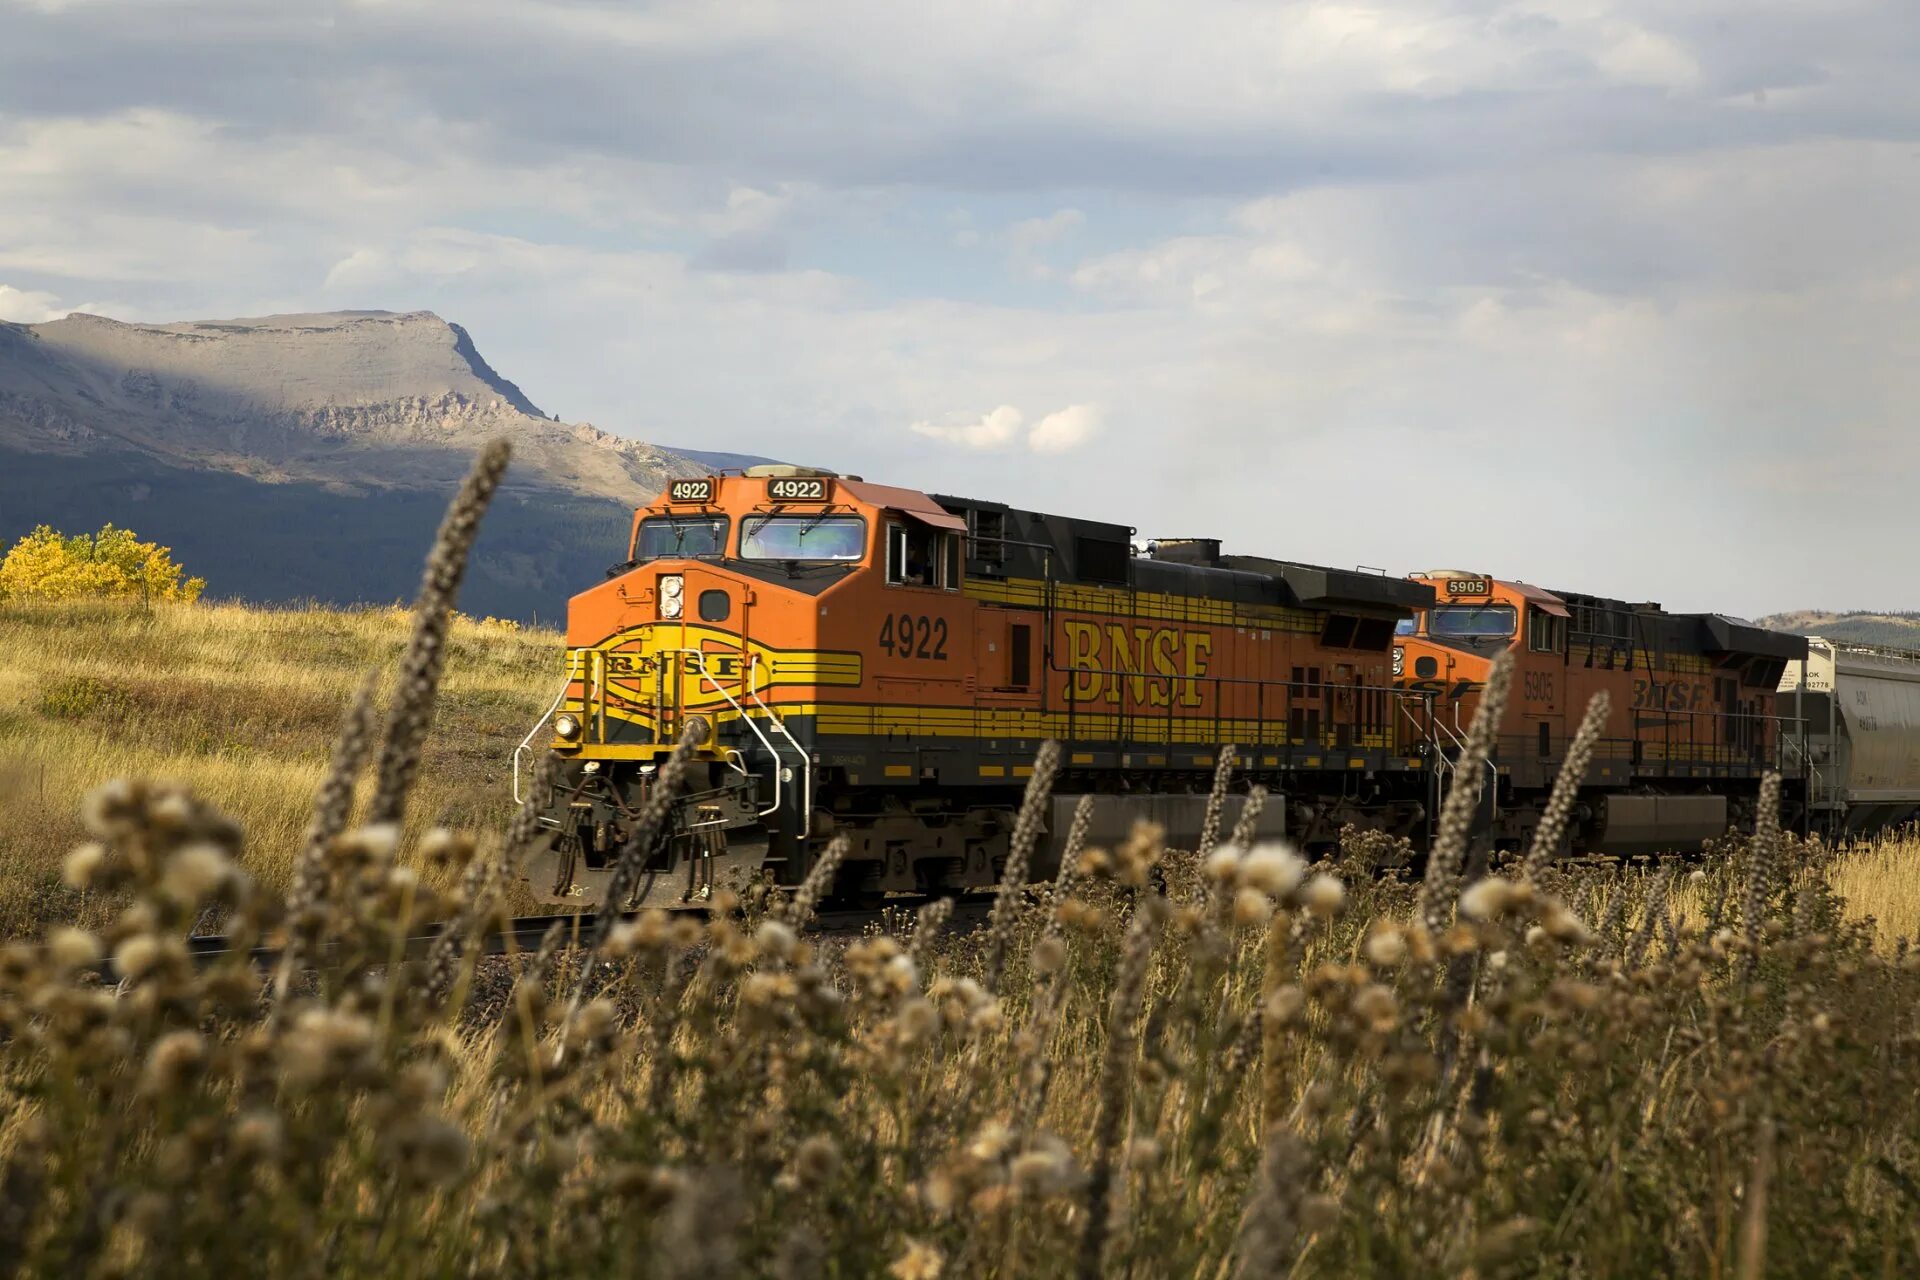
[1551,588,1808,662]
[930,493,1430,619]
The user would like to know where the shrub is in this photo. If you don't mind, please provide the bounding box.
[0,524,205,604]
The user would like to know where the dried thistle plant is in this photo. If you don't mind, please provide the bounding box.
[1197,744,1238,858]
[1519,690,1610,883]
[367,438,512,827]
[1417,653,1514,934]
[984,738,1061,992]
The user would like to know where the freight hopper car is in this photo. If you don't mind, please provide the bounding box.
[1392,574,1808,856]
[1778,638,1920,836]
[521,467,1437,907]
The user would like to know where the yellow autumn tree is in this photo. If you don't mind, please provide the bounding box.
[0,524,205,603]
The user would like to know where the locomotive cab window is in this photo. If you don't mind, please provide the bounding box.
[633,516,729,563]
[887,522,958,589]
[739,514,866,561]
[1527,608,1567,653]
[1430,605,1516,639]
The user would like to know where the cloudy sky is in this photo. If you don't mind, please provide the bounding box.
[3,0,1917,615]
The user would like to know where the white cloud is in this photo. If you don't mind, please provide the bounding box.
[908,403,1101,454]
[1028,404,1101,453]
[910,405,1024,449]
[0,284,64,323]
[1007,209,1084,254]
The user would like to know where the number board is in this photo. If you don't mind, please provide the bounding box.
[667,479,714,503]
[767,476,828,502]
[1445,578,1491,597]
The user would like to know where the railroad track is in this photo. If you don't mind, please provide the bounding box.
[177,893,995,974]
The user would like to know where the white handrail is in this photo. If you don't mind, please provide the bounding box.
[513,650,584,804]
[745,652,813,837]
[669,648,784,819]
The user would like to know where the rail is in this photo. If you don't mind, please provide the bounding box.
[169,895,997,982]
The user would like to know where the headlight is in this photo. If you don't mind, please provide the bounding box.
[553,713,582,742]
[660,574,684,619]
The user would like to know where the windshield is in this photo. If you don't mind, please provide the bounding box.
[634,516,728,562]
[1429,605,1516,639]
[740,514,867,562]
[1394,615,1420,637]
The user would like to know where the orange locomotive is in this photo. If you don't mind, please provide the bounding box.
[523,466,1437,906]
[1393,573,1807,856]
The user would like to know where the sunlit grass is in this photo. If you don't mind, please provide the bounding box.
[0,599,563,935]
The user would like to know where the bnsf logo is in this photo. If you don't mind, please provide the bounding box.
[668,479,713,502]
[767,477,828,501]
[1061,621,1213,707]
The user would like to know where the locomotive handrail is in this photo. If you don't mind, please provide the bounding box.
[745,654,814,838]
[513,649,587,805]
[663,647,785,820]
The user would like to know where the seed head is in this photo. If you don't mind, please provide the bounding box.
[1364,923,1407,968]
[1204,848,1243,882]
[1264,984,1306,1027]
[161,843,231,906]
[755,920,799,963]
[1459,877,1515,922]
[231,1110,284,1161]
[141,1029,206,1095]
[113,934,164,982]
[1031,934,1068,976]
[889,1238,944,1280]
[46,926,102,970]
[62,843,108,890]
[1239,843,1307,897]
[1233,888,1275,927]
[1544,905,1592,944]
[80,780,139,838]
[1021,1138,1085,1196]
[794,1134,840,1185]
[1301,873,1345,917]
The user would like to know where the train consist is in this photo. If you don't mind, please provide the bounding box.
[518,465,1918,906]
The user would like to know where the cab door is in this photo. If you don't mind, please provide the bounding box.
[1521,605,1569,781]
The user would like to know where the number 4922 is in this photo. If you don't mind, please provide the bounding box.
[879,613,948,660]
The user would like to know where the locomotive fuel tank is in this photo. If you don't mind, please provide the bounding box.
[1779,639,1920,834]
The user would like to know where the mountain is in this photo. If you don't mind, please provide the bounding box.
[1754,610,1920,649]
[661,446,783,472]
[0,310,711,620]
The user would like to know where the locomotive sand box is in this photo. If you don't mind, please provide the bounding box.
[523,464,1920,908]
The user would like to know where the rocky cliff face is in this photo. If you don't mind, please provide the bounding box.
[0,310,705,618]
[0,310,698,502]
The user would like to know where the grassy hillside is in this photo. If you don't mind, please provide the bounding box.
[1758,609,1920,649]
[0,598,564,936]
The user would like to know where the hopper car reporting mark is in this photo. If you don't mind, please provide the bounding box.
[513,465,1899,910]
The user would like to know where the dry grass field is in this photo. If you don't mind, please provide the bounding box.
[0,598,1917,1275]
[0,599,562,937]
